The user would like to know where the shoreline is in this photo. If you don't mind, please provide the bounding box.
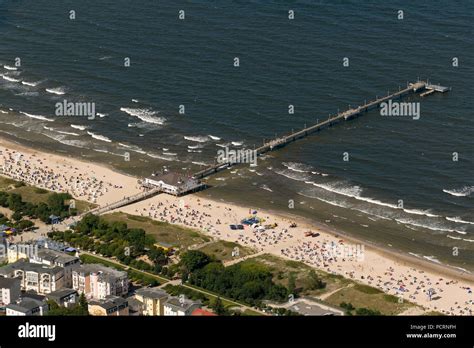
[1,136,473,315]
[264,209,474,283]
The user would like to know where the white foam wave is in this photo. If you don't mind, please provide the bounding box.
[283,162,313,173]
[447,235,462,240]
[184,135,209,143]
[2,75,20,83]
[443,186,473,197]
[208,135,221,141]
[120,107,165,125]
[446,216,474,225]
[316,197,349,208]
[70,124,87,131]
[403,209,440,218]
[260,184,273,192]
[146,152,175,161]
[19,111,54,122]
[423,255,441,264]
[3,65,17,71]
[231,141,243,146]
[188,144,204,149]
[87,131,112,143]
[42,133,89,149]
[192,161,207,166]
[45,87,66,95]
[21,80,40,87]
[395,218,467,234]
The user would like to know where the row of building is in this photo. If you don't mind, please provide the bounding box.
[0,242,214,316]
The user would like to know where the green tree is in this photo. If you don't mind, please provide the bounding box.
[179,250,211,273]
[210,297,227,316]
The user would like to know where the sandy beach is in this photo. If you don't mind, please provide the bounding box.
[0,137,472,316]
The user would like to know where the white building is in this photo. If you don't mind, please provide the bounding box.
[163,297,200,316]
[0,277,21,306]
[72,264,128,300]
[0,260,64,294]
[144,172,203,196]
[29,249,80,288]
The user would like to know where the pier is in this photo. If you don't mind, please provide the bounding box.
[81,187,162,217]
[82,80,449,215]
[193,80,444,180]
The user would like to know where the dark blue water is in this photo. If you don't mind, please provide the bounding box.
[0,1,473,269]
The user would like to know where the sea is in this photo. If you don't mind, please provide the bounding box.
[0,0,473,271]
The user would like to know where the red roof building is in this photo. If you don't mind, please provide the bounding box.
[191,308,217,316]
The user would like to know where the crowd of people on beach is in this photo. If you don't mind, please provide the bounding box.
[1,145,472,316]
[132,197,472,316]
[280,240,472,316]
[0,148,124,203]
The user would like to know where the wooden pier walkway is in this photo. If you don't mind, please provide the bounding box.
[192,81,429,179]
[81,187,162,217]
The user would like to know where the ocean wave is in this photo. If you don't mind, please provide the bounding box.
[0,110,8,114]
[192,161,207,166]
[87,131,112,143]
[188,144,204,149]
[443,186,473,197]
[45,87,66,95]
[19,111,54,122]
[21,80,40,87]
[3,65,17,71]
[15,91,39,97]
[403,208,440,218]
[118,143,146,154]
[163,152,177,156]
[1,75,20,83]
[275,168,311,182]
[70,124,87,131]
[94,148,109,154]
[447,235,462,240]
[120,107,165,125]
[283,162,313,173]
[446,216,474,225]
[97,112,107,118]
[184,135,209,143]
[208,135,221,141]
[423,255,441,264]
[395,218,467,234]
[42,126,79,136]
[231,141,243,146]
[260,184,273,192]
[146,152,175,161]
[316,196,349,208]
[42,132,89,149]
[216,143,229,148]
[187,149,202,153]
[307,181,366,202]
